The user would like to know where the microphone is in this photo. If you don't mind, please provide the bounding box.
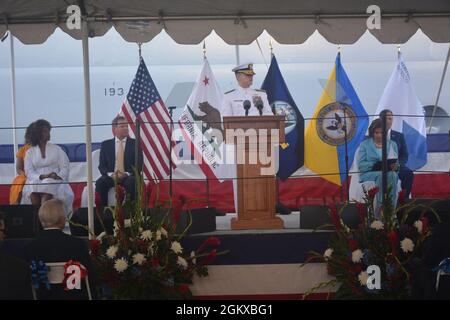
[243,100,251,116]
[255,100,263,116]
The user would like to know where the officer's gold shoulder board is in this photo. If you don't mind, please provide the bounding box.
[225,89,236,94]
[255,89,266,93]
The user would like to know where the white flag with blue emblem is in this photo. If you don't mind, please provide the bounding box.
[376,53,427,170]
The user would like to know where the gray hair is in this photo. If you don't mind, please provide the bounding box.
[38,199,66,229]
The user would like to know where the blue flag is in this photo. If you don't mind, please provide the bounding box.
[261,55,305,180]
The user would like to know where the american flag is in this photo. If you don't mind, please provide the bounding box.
[121,57,175,183]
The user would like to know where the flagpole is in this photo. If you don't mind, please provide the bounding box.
[202,42,211,207]
[338,48,350,203]
[9,32,18,169]
[135,43,142,196]
[428,44,450,133]
[168,106,176,198]
[82,19,94,239]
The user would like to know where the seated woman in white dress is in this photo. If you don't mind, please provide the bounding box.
[23,119,74,216]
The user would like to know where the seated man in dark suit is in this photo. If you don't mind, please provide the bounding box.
[0,212,33,300]
[95,115,143,206]
[24,199,96,299]
[379,109,415,198]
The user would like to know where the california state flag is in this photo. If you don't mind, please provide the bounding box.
[178,58,228,181]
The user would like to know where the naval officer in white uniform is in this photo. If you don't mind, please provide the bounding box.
[222,63,273,117]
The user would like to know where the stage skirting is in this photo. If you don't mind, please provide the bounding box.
[3,230,336,299]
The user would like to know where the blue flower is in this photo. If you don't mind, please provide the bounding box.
[362,249,374,265]
[386,263,396,276]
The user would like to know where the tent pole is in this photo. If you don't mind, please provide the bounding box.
[9,32,18,169]
[82,20,94,239]
[428,44,450,133]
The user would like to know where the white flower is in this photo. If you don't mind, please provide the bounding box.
[400,238,415,253]
[140,230,152,241]
[190,251,197,264]
[414,220,423,234]
[352,249,363,263]
[106,246,118,259]
[177,256,188,269]
[160,227,168,237]
[358,271,369,286]
[323,248,333,260]
[171,241,183,254]
[155,230,162,241]
[132,253,146,265]
[124,219,132,228]
[114,258,129,273]
[370,220,384,230]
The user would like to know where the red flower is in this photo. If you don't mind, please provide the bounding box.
[356,203,366,222]
[200,249,217,266]
[388,231,398,255]
[197,236,221,253]
[398,189,407,205]
[89,239,100,256]
[94,192,102,214]
[348,239,359,251]
[116,207,125,229]
[151,258,160,268]
[116,185,126,204]
[329,206,342,231]
[420,217,429,234]
[178,284,190,294]
[354,264,363,274]
[368,187,379,200]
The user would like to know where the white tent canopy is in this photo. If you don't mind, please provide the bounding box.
[1,0,450,45]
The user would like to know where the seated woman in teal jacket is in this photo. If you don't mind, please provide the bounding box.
[357,118,399,211]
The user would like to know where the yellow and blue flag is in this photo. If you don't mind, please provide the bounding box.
[262,55,305,180]
[305,53,369,186]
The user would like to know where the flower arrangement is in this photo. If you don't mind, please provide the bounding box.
[89,173,224,299]
[303,187,439,299]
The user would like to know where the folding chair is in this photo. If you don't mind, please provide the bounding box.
[31,262,92,300]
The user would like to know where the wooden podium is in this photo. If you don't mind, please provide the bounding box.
[223,115,285,230]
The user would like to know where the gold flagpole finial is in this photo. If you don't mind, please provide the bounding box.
[397,44,401,58]
[269,37,274,56]
[337,44,341,53]
[203,40,207,59]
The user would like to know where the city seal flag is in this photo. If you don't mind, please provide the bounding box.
[305,53,369,186]
[178,58,224,181]
[261,55,305,180]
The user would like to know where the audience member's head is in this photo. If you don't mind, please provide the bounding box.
[0,212,5,242]
[38,199,66,230]
[379,109,394,130]
[30,119,51,146]
[111,115,129,140]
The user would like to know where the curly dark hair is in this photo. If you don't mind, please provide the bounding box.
[30,119,51,146]
[24,121,35,144]
[368,118,383,138]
